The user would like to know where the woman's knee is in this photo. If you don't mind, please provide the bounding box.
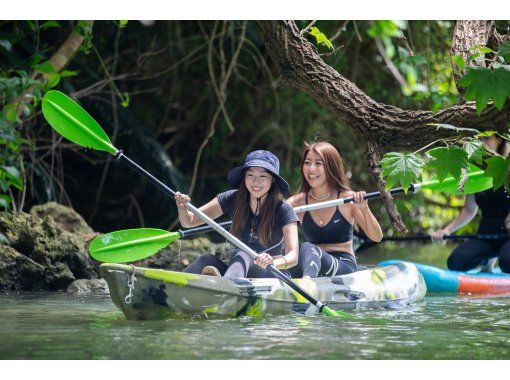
[299,242,320,258]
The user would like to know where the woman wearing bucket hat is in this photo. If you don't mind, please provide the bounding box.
[176,150,300,278]
[287,141,383,278]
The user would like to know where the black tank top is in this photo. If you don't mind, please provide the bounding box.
[302,191,354,244]
[475,187,510,234]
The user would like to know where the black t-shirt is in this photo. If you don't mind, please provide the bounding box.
[217,189,299,255]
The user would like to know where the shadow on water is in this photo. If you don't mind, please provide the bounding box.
[1,242,509,359]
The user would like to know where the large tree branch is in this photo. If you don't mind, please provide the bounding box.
[254,20,510,230]
[255,21,509,151]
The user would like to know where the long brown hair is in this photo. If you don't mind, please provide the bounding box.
[298,141,351,195]
[230,171,283,247]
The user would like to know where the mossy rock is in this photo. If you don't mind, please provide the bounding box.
[30,202,94,236]
[0,205,99,292]
[0,244,46,291]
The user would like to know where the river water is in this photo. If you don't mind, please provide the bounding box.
[1,242,509,360]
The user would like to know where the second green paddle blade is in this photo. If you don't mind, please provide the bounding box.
[42,90,118,155]
[89,228,180,263]
[422,166,493,195]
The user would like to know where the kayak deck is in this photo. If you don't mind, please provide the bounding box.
[379,260,510,294]
[100,262,426,320]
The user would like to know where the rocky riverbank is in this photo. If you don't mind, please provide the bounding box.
[0,202,227,294]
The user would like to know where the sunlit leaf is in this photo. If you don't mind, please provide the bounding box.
[471,45,495,55]
[381,152,425,191]
[309,27,333,50]
[426,146,469,182]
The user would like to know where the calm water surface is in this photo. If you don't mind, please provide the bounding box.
[1,243,509,360]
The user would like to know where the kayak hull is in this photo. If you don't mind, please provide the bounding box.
[100,262,426,320]
[379,260,510,294]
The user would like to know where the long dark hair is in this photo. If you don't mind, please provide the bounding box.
[230,171,283,247]
[298,141,351,195]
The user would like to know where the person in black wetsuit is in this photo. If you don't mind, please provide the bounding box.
[432,135,510,273]
[287,141,383,277]
[175,150,300,278]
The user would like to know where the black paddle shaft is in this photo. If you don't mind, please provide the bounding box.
[341,185,415,204]
[117,152,177,198]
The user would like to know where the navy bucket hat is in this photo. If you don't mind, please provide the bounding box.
[227,150,290,194]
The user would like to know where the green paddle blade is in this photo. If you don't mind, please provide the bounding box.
[89,228,181,263]
[421,166,492,195]
[42,90,117,155]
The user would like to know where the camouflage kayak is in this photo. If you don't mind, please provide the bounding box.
[100,262,426,320]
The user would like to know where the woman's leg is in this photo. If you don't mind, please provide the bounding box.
[299,242,357,277]
[224,249,291,279]
[497,240,510,273]
[183,253,228,275]
[446,239,497,271]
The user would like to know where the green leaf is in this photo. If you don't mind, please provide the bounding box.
[499,41,510,63]
[120,92,130,107]
[45,73,61,89]
[119,20,128,28]
[476,130,497,138]
[463,139,485,164]
[0,166,22,190]
[484,156,510,190]
[0,195,12,210]
[380,152,425,192]
[452,54,465,70]
[34,61,56,74]
[472,45,495,55]
[309,27,333,50]
[426,146,469,182]
[40,21,61,29]
[459,65,510,113]
[59,70,78,78]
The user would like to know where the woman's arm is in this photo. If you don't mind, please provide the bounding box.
[350,191,384,242]
[175,192,224,228]
[431,194,478,240]
[273,222,299,269]
[254,222,299,270]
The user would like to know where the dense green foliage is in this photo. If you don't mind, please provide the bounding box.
[1,20,509,236]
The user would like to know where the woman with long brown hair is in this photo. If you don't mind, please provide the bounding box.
[175,150,299,278]
[287,141,383,277]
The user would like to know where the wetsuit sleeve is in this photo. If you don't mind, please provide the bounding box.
[216,189,237,215]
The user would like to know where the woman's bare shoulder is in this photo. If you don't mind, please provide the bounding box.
[286,192,306,207]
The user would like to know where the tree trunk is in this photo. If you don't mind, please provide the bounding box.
[450,20,494,100]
